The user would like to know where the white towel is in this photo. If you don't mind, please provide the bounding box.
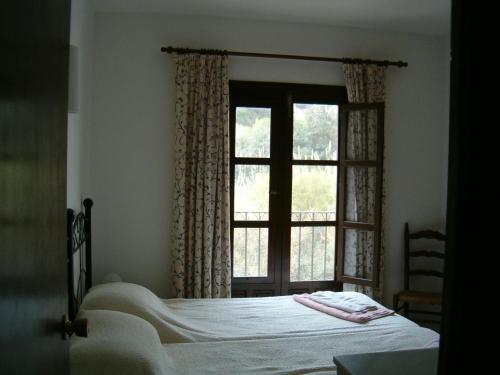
[308,291,378,313]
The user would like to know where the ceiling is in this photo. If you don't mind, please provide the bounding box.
[93,0,451,36]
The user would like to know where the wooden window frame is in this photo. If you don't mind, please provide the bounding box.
[336,103,385,287]
[229,81,383,297]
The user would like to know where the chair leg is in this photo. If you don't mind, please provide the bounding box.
[393,294,399,312]
[403,302,409,317]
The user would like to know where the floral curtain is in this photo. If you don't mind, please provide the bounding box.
[342,64,386,301]
[171,54,231,298]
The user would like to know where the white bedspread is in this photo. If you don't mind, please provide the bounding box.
[81,282,434,345]
[78,283,440,374]
[163,325,439,374]
[158,293,418,343]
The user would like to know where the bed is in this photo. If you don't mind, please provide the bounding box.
[67,199,439,375]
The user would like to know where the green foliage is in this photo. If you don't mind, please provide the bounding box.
[236,107,269,126]
[233,106,338,281]
[293,104,338,160]
[235,117,270,157]
[292,168,336,213]
[234,167,269,213]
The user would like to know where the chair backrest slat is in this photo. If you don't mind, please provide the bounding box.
[404,222,446,291]
[408,230,446,241]
[408,269,444,278]
[409,250,444,259]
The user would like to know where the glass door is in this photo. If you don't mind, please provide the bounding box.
[283,101,342,294]
[230,81,347,297]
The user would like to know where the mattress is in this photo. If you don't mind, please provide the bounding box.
[81,282,428,343]
[163,325,439,374]
[75,283,440,374]
[158,293,419,342]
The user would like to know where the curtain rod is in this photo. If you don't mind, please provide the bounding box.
[161,46,408,68]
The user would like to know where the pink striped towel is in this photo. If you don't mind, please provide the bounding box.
[293,294,394,323]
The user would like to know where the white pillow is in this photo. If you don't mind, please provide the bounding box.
[80,282,177,341]
[81,282,164,313]
[70,309,173,375]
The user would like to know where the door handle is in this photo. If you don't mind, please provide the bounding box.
[270,191,279,195]
[63,315,89,339]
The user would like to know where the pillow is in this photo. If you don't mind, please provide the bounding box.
[80,282,178,342]
[81,282,164,313]
[70,309,174,375]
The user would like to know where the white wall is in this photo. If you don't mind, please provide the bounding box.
[67,0,94,211]
[91,13,449,302]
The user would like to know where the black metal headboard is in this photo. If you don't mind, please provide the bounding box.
[67,198,93,321]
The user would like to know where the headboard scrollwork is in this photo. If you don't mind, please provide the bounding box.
[67,198,93,321]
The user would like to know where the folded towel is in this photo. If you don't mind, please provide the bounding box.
[308,291,377,313]
[293,294,394,323]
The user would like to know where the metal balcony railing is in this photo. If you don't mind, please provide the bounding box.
[234,211,335,280]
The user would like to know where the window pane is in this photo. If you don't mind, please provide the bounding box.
[345,167,376,223]
[291,166,337,221]
[235,107,271,158]
[234,165,269,221]
[290,226,335,281]
[293,103,338,160]
[233,228,268,277]
[346,109,378,161]
[343,229,375,279]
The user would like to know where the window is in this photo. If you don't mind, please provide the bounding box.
[230,81,383,297]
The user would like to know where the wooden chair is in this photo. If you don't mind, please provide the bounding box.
[393,223,446,325]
